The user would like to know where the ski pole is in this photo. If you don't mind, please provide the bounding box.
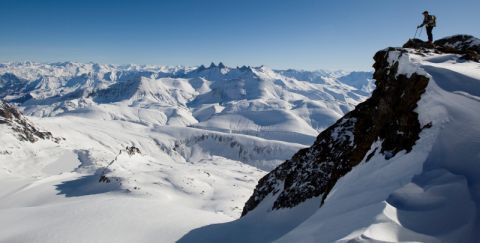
[414,28,419,39]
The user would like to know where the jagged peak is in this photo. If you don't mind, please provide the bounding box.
[205,62,227,69]
[238,65,250,71]
[193,62,229,72]
[196,64,207,72]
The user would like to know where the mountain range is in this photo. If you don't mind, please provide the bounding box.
[0,61,373,145]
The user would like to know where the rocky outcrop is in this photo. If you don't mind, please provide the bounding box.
[403,35,480,62]
[244,46,449,217]
[0,99,60,143]
[402,38,435,49]
[433,35,480,52]
[125,146,141,155]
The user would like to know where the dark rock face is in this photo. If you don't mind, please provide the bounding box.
[403,38,434,49]
[241,48,430,217]
[434,35,480,53]
[0,100,59,143]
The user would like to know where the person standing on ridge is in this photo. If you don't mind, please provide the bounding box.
[417,11,436,44]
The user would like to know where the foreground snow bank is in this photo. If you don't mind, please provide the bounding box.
[0,114,285,242]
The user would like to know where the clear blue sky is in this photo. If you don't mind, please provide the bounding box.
[1,0,478,71]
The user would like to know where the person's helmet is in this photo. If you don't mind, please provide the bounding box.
[423,11,429,14]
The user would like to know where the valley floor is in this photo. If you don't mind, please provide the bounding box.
[0,115,296,243]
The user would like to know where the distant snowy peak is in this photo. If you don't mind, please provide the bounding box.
[92,76,194,106]
[186,62,253,81]
[277,69,374,92]
[276,69,334,84]
[338,71,376,93]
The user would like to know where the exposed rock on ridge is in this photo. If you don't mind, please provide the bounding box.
[240,45,437,217]
[0,99,59,143]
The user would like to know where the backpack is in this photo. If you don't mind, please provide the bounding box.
[430,15,437,27]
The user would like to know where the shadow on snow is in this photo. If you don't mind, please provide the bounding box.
[55,170,123,197]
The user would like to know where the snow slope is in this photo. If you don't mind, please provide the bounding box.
[0,114,295,242]
[179,37,480,243]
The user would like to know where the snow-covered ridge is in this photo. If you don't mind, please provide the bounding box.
[179,35,480,243]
